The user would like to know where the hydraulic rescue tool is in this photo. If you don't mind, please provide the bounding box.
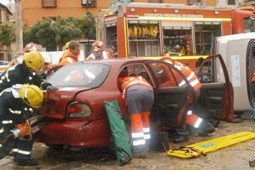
[0,115,45,145]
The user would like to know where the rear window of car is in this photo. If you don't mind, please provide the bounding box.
[47,63,110,88]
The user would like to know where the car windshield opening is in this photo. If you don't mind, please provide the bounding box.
[47,63,110,88]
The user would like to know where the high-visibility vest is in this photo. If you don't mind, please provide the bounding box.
[58,50,78,66]
[121,76,153,99]
[86,51,109,61]
[163,57,201,91]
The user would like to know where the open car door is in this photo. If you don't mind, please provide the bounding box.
[194,54,234,122]
[145,61,195,128]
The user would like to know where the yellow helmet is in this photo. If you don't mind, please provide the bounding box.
[63,41,70,50]
[19,84,43,108]
[23,51,44,72]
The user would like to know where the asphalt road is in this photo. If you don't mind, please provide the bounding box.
[1,113,255,170]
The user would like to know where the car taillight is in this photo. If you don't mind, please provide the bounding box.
[67,102,91,118]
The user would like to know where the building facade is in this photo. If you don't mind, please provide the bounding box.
[21,0,112,26]
[22,0,243,27]
[0,3,13,60]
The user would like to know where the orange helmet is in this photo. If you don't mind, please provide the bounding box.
[24,42,39,52]
[91,41,105,52]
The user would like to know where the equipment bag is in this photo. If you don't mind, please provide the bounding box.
[104,100,132,166]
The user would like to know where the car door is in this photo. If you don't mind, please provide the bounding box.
[194,54,233,121]
[145,61,195,128]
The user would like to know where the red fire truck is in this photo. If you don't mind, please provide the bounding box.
[231,6,255,34]
[98,3,254,69]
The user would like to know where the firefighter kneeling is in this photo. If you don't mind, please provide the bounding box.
[0,84,43,166]
[160,57,215,143]
[119,74,154,157]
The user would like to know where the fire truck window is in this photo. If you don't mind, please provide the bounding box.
[198,58,216,83]
[148,63,179,88]
[105,26,117,54]
[195,25,221,55]
[128,24,159,57]
[163,29,192,56]
[244,17,255,33]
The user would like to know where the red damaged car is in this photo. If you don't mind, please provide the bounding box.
[36,54,233,148]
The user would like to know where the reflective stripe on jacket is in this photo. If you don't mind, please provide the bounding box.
[163,57,201,91]
[121,76,153,99]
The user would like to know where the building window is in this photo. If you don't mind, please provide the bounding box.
[228,0,236,5]
[42,0,57,8]
[188,0,198,5]
[81,0,96,8]
[149,0,162,2]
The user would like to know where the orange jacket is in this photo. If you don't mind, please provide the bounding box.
[120,76,153,99]
[58,50,78,66]
[252,73,255,82]
[174,61,201,91]
[161,57,201,91]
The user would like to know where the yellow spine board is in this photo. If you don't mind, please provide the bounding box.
[168,131,255,159]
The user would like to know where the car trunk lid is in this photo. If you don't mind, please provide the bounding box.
[39,87,90,119]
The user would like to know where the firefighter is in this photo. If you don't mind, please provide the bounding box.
[7,42,39,68]
[0,51,57,93]
[24,42,39,53]
[86,41,109,60]
[160,57,215,143]
[58,40,80,66]
[0,84,43,166]
[119,71,154,157]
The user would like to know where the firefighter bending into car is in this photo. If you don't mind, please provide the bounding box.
[86,41,110,61]
[159,57,215,143]
[118,69,154,157]
[0,84,43,166]
[58,40,80,66]
[0,51,57,93]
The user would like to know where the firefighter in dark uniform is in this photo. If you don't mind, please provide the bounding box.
[0,51,57,93]
[119,74,154,157]
[0,84,43,166]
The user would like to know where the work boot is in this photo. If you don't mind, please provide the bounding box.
[14,158,38,166]
[173,135,189,143]
[133,150,148,158]
[133,145,148,158]
[198,121,215,137]
[227,117,243,123]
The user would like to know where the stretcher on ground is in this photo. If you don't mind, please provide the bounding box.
[168,131,255,158]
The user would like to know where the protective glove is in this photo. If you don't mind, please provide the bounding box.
[15,122,32,138]
[46,86,58,93]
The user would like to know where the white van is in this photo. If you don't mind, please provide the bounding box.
[213,33,255,111]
